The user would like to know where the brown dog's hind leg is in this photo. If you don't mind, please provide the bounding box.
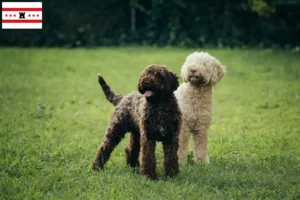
[125,131,140,167]
[92,117,127,170]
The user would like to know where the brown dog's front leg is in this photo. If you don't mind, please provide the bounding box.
[140,134,157,180]
[163,137,179,177]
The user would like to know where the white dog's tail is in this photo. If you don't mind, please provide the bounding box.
[97,74,123,106]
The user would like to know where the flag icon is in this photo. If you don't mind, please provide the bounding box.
[2,2,42,29]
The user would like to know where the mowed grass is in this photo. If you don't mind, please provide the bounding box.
[0,47,299,199]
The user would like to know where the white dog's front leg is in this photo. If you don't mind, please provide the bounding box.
[192,127,210,164]
[177,123,190,165]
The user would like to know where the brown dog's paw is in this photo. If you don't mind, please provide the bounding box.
[124,146,130,164]
[124,147,140,167]
[91,164,99,171]
[142,173,158,181]
[165,169,179,178]
[140,168,158,180]
[91,160,102,171]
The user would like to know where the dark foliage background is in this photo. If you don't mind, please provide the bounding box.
[1,0,299,47]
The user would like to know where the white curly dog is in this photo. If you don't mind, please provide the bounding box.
[175,52,226,164]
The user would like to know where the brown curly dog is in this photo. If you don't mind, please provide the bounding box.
[92,65,182,180]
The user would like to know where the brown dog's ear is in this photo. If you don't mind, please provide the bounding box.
[138,75,144,94]
[211,59,226,86]
[169,71,179,92]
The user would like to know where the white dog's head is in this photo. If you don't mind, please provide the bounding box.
[181,52,226,86]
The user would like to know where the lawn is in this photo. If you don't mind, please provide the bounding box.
[0,47,299,199]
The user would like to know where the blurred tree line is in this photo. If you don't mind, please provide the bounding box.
[0,0,299,48]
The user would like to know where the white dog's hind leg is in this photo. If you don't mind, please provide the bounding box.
[192,128,210,164]
[177,123,190,164]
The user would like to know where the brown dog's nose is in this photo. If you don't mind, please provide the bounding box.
[190,69,196,74]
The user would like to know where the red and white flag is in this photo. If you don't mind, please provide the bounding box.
[2,2,42,29]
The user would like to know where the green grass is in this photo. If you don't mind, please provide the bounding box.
[0,47,299,200]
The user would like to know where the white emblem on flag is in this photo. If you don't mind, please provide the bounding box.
[2,2,42,29]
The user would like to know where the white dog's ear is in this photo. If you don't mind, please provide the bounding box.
[181,64,189,82]
[211,59,226,86]
[182,75,188,82]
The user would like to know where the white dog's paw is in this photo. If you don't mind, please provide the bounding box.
[193,156,210,164]
[178,157,188,165]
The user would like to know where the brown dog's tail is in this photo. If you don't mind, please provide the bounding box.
[97,74,123,106]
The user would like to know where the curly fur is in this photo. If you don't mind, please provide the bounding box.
[175,52,226,164]
[92,65,181,180]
